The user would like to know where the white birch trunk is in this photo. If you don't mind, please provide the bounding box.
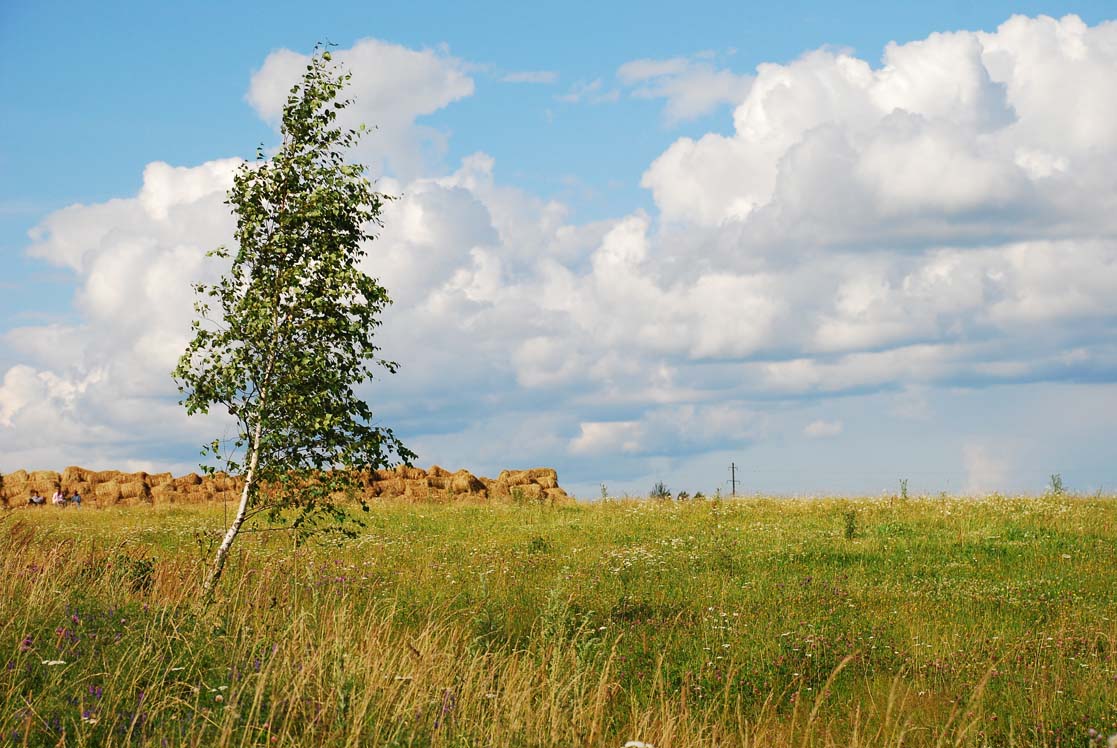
[202,415,263,600]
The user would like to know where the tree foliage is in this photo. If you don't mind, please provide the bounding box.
[174,47,415,597]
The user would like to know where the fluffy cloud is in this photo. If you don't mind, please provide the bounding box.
[4,18,1117,496]
[617,55,753,124]
[248,39,474,180]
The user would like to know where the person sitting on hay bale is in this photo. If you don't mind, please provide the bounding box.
[51,489,66,507]
[28,490,45,506]
[70,490,82,508]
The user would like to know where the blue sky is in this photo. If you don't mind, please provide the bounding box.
[2,1,1116,497]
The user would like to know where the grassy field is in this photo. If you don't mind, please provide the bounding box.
[2,494,1116,747]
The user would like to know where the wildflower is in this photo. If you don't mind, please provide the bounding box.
[19,637,32,652]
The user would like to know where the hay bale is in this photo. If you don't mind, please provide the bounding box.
[28,471,60,494]
[428,465,450,478]
[398,466,427,480]
[403,480,430,499]
[92,470,122,483]
[148,472,173,488]
[497,470,535,487]
[4,478,31,503]
[545,488,570,503]
[427,476,450,490]
[173,474,202,489]
[6,470,28,484]
[508,484,545,502]
[119,480,150,502]
[524,467,559,482]
[95,481,122,503]
[61,466,91,484]
[377,478,406,497]
[151,485,178,504]
[450,470,486,495]
[373,468,394,481]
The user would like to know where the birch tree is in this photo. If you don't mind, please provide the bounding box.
[174,47,414,599]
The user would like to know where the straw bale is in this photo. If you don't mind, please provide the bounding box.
[119,480,149,501]
[403,480,431,498]
[534,474,559,490]
[62,466,93,484]
[398,466,427,480]
[509,483,545,501]
[4,479,30,502]
[497,470,534,487]
[173,474,203,489]
[7,470,28,484]
[545,488,570,503]
[29,472,60,493]
[151,485,178,504]
[428,465,450,478]
[378,478,406,497]
[95,481,122,503]
[92,470,122,483]
[427,476,450,490]
[148,472,173,488]
[523,468,558,482]
[450,470,486,494]
[373,468,394,481]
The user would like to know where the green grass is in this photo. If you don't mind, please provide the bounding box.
[2,494,1117,746]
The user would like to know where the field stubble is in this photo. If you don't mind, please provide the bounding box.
[1,495,1116,746]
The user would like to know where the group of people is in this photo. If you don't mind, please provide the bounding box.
[27,489,82,508]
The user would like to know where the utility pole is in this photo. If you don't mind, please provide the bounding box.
[729,462,738,496]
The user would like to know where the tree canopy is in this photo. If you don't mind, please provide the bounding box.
[174,47,415,597]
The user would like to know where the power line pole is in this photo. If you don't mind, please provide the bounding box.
[730,462,738,496]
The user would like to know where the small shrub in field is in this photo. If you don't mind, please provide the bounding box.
[650,481,671,500]
[843,509,858,540]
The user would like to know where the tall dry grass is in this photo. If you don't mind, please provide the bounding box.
[2,496,1115,746]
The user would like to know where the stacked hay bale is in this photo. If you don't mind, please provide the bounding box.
[486,468,570,504]
[61,466,94,502]
[1,470,61,505]
[3,464,572,507]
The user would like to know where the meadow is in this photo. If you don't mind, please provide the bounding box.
[2,493,1116,747]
